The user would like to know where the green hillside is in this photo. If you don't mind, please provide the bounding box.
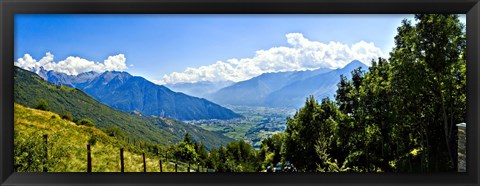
[14,66,233,150]
[14,103,188,172]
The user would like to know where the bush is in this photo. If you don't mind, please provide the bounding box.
[14,131,45,172]
[104,126,125,139]
[77,118,95,127]
[34,99,50,111]
[88,137,97,146]
[60,112,74,121]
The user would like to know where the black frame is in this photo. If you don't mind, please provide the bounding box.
[1,0,479,185]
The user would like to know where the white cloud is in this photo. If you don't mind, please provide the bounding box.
[159,33,386,84]
[14,53,128,75]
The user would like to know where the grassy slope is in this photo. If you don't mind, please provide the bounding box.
[14,66,233,149]
[14,103,190,172]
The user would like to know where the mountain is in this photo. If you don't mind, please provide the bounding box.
[165,80,234,99]
[207,68,333,106]
[208,60,368,108]
[37,67,101,88]
[14,66,234,149]
[264,60,369,108]
[37,70,241,121]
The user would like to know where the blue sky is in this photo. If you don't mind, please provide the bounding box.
[14,14,466,84]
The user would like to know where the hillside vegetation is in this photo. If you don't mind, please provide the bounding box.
[14,103,184,172]
[14,67,233,150]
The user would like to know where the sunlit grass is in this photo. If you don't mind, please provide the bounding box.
[14,103,184,172]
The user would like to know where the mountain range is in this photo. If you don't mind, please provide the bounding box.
[36,68,241,121]
[205,60,368,108]
[14,66,233,149]
[27,59,368,120]
[165,80,234,99]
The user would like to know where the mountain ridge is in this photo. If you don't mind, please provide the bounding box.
[208,60,368,108]
[28,68,242,121]
[14,66,234,149]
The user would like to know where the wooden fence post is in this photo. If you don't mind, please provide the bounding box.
[120,147,124,172]
[143,152,147,172]
[159,159,163,172]
[43,134,48,172]
[165,151,168,164]
[87,144,92,172]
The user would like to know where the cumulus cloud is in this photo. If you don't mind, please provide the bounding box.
[159,33,386,84]
[14,52,128,75]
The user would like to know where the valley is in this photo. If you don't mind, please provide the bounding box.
[186,105,296,149]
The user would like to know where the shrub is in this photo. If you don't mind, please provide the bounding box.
[77,118,95,127]
[14,131,45,172]
[60,112,74,121]
[104,126,125,138]
[34,99,50,111]
[88,137,97,146]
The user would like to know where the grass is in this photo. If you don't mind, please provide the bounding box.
[14,103,185,172]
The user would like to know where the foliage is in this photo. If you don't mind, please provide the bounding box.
[13,14,465,173]
[258,14,465,173]
[34,99,50,111]
[60,112,74,121]
[258,133,284,169]
[14,130,46,172]
[173,142,198,163]
[14,103,180,172]
[183,133,193,145]
[14,67,233,150]
[204,140,261,172]
[103,126,126,139]
[88,137,97,146]
[77,118,95,127]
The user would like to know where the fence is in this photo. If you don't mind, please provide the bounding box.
[40,134,207,172]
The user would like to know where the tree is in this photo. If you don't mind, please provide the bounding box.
[173,142,197,164]
[389,14,465,172]
[195,142,208,166]
[284,96,322,171]
[357,58,395,172]
[183,132,193,145]
[283,96,345,172]
[259,133,284,169]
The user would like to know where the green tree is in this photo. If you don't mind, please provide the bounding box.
[195,142,208,167]
[389,14,465,172]
[357,58,395,172]
[173,142,197,164]
[183,132,193,145]
[259,133,285,169]
[283,96,346,172]
[284,96,321,171]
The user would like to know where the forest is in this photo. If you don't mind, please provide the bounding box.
[14,14,466,172]
[195,14,466,173]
